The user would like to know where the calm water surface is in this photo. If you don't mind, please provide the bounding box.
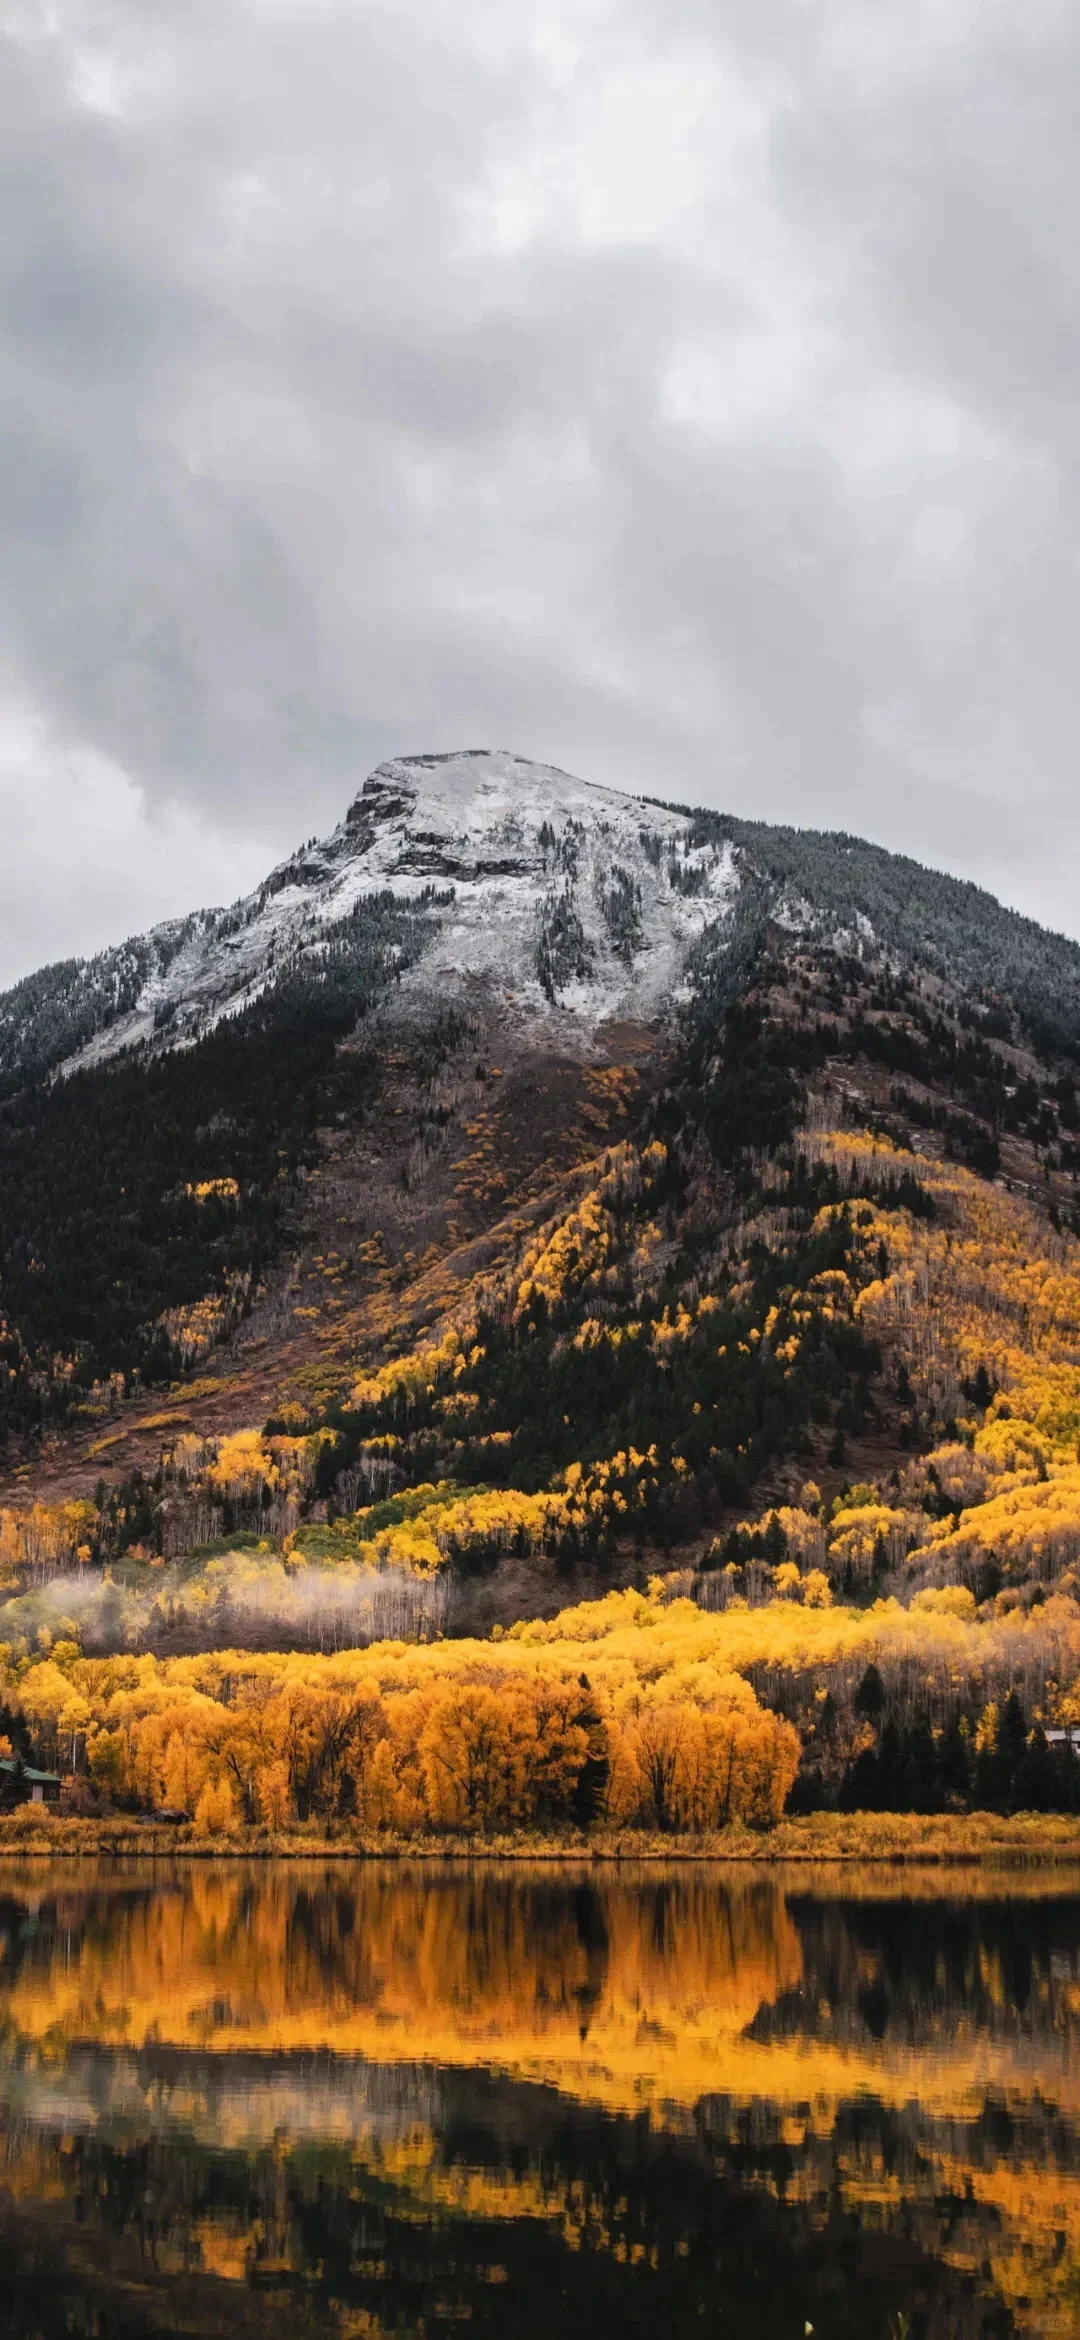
[2,1859,1080,2339]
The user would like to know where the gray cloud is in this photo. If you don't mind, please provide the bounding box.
[1,0,1079,984]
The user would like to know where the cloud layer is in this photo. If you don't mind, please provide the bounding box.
[2,0,1079,981]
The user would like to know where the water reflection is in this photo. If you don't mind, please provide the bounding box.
[2,1861,1079,2336]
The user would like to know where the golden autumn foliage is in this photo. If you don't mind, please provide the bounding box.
[1,1587,800,1836]
[827,1128,1080,1437]
[18,1116,1080,1826]
[348,1325,485,1416]
[324,1123,1080,1625]
[11,1551,1080,1829]
[694,1130,1080,1611]
[0,1499,96,1581]
[512,1141,667,1319]
[205,1427,314,1501]
[157,1268,258,1368]
[8,1573,1076,1840]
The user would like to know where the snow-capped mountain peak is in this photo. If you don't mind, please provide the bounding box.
[6,752,739,1085]
[330,750,737,1030]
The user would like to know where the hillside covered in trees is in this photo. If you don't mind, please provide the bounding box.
[6,759,1080,1836]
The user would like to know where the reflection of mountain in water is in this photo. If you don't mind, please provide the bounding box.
[3,1862,1080,2336]
[0,2050,1025,2340]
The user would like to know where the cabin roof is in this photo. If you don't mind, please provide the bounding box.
[0,1756,61,1786]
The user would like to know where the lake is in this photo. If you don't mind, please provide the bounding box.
[1,1861,1079,2337]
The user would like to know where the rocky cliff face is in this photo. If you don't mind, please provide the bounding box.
[8,744,1080,1102]
[333,750,736,1036]
[0,752,738,1091]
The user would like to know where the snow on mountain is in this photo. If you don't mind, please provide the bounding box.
[50,751,739,1076]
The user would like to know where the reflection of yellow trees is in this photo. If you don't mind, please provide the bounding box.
[5,2098,1080,2340]
[7,1865,1080,2208]
[0,1864,806,2101]
[4,2082,1080,2337]
[7,1859,1080,2340]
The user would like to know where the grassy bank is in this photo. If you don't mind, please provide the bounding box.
[6,1809,1080,1862]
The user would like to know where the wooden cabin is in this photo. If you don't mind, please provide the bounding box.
[0,1756,62,1809]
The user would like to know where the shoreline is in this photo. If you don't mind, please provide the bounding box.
[6,1811,1080,1863]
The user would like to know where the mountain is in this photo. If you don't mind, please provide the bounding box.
[8,747,1080,1099]
[0,751,739,1095]
[4,746,1080,1723]
[3,748,1080,1466]
[8,752,1080,1832]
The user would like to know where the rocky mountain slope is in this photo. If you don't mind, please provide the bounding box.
[9,756,1080,1830]
[7,744,1080,1100]
[4,748,1080,1650]
[0,751,738,1093]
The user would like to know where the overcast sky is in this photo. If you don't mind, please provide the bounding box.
[2,0,1079,986]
